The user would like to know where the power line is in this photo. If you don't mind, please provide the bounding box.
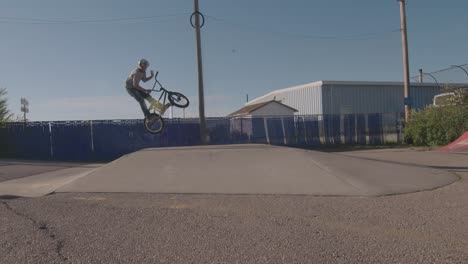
[411,63,468,79]
[0,13,189,25]
[206,15,400,41]
[0,17,182,26]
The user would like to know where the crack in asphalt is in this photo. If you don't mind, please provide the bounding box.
[0,200,69,263]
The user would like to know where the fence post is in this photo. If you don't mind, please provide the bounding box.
[263,117,270,144]
[49,122,54,159]
[354,114,358,144]
[281,117,287,145]
[90,120,94,154]
[303,117,308,145]
[365,114,369,145]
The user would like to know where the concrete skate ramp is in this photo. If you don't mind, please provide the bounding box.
[58,145,458,196]
[439,132,468,153]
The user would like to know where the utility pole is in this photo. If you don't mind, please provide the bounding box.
[193,0,207,144]
[398,0,411,122]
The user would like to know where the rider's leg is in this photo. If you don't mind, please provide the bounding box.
[126,88,151,117]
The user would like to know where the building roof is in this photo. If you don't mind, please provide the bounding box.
[228,100,298,117]
[246,80,466,106]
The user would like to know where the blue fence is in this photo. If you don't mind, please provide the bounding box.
[0,113,404,161]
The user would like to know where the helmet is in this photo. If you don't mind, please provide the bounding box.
[138,59,150,67]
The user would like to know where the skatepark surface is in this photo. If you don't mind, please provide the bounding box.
[53,145,458,197]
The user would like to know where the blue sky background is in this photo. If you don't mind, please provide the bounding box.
[1,0,467,120]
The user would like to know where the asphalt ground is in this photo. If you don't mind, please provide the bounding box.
[1,148,467,263]
[0,160,88,183]
[1,172,467,264]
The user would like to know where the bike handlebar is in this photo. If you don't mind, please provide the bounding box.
[151,86,166,93]
[151,71,168,93]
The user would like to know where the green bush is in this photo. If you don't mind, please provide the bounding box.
[405,92,468,146]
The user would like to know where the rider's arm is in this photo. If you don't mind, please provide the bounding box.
[132,74,150,93]
[142,71,154,82]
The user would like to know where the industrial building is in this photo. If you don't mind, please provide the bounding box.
[246,81,443,115]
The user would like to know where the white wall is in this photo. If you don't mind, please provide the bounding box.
[250,102,295,117]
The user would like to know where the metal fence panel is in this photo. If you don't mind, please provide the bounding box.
[0,123,51,159]
[323,115,341,145]
[356,114,367,145]
[51,122,93,161]
[368,113,384,145]
[303,116,321,147]
[1,113,403,161]
[251,117,267,144]
[344,114,356,145]
[266,118,284,145]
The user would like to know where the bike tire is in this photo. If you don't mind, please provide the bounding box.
[168,92,190,108]
[144,113,165,134]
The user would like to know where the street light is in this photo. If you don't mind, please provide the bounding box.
[421,72,441,89]
[20,97,29,122]
[450,65,468,79]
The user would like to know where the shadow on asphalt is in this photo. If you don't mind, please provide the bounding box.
[0,161,98,169]
[0,195,21,200]
[338,155,468,172]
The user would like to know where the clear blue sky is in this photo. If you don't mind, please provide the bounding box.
[1,0,467,120]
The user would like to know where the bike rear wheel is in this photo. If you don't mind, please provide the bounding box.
[144,113,165,134]
[168,92,189,108]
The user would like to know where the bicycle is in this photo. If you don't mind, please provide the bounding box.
[144,71,190,134]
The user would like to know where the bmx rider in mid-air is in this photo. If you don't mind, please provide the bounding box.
[125,59,169,118]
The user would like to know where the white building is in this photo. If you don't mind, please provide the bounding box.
[247,81,444,115]
[228,100,298,117]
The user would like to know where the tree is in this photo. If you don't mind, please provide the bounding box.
[0,88,13,123]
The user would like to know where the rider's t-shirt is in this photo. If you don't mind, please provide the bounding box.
[126,68,147,89]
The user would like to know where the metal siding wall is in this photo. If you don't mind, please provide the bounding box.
[323,85,400,114]
[250,83,440,116]
[321,84,440,114]
[247,84,323,115]
[321,87,332,114]
[412,86,439,109]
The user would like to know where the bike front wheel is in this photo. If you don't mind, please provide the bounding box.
[144,113,165,134]
[168,92,189,108]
